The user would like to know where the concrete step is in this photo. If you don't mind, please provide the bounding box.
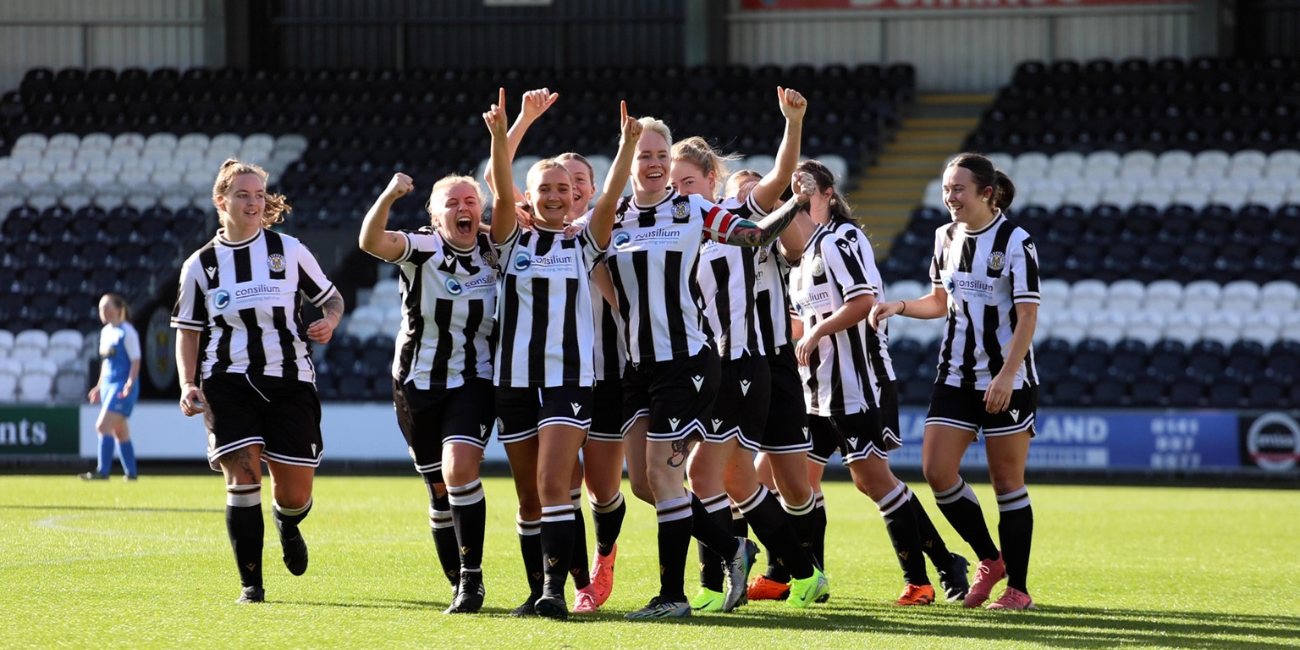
[866,166,940,178]
[877,152,951,167]
[886,140,964,154]
[901,117,979,129]
[895,129,971,143]
[917,94,995,105]
[860,177,930,192]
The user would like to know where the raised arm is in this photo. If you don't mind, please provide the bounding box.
[359,173,415,262]
[484,88,559,195]
[750,87,806,212]
[483,88,517,244]
[717,171,816,247]
[587,101,641,249]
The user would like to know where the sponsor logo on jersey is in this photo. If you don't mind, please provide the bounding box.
[987,251,1006,271]
[445,277,463,295]
[267,253,287,273]
[514,252,532,271]
[613,231,632,248]
[212,289,231,310]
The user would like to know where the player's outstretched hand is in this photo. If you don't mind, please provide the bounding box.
[778,86,808,122]
[383,173,414,201]
[619,101,642,145]
[521,88,559,123]
[483,88,509,138]
[868,301,902,330]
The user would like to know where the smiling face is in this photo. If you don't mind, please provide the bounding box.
[431,181,482,249]
[634,130,671,197]
[214,173,266,236]
[669,160,715,199]
[942,164,993,225]
[525,164,574,230]
[560,158,594,220]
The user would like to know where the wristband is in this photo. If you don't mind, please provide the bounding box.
[899,301,907,315]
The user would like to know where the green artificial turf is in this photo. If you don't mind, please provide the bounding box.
[3,476,1297,649]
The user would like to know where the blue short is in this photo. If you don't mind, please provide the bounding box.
[100,382,139,418]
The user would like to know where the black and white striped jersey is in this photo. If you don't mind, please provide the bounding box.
[171,228,336,383]
[788,223,879,416]
[494,224,605,387]
[592,282,626,381]
[754,241,794,355]
[389,227,498,390]
[929,211,1040,390]
[696,195,766,361]
[605,190,743,364]
[833,221,896,383]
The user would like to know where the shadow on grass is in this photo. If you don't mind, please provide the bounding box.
[279,597,1299,648]
[0,504,222,514]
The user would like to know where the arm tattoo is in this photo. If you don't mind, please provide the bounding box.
[667,439,689,468]
[321,294,345,323]
[725,199,799,247]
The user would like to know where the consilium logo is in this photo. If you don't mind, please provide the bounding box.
[613,231,631,248]
[514,252,532,271]
[212,289,231,310]
[445,277,463,295]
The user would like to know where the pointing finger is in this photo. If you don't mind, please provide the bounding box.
[499,87,506,108]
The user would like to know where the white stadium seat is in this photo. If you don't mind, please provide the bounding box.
[17,358,57,403]
[1182,280,1223,308]
[1260,281,1299,312]
[1105,280,1145,313]
[1241,312,1282,346]
[1219,281,1260,313]
[0,330,13,355]
[1039,279,1070,308]
[1201,312,1244,347]
[1125,310,1166,346]
[1089,311,1127,346]
[1163,311,1205,347]
[888,280,926,302]
[11,330,49,362]
[0,359,21,402]
[1068,279,1107,313]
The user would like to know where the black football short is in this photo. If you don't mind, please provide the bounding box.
[760,344,813,454]
[588,378,624,442]
[622,346,720,442]
[925,383,1038,439]
[393,376,494,475]
[704,353,770,451]
[495,383,594,444]
[806,404,900,467]
[202,372,323,472]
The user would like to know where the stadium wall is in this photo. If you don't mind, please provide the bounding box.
[0,0,218,94]
[1,404,1296,478]
[726,0,1213,92]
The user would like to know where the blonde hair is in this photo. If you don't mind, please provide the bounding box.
[637,116,672,150]
[212,159,290,228]
[672,137,741,201]
[425,174,484,217]
[525,158,572,192]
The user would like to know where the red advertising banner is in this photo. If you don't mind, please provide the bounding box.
[741,0,1192,9]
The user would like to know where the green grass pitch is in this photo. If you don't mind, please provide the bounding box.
[4,475,1297,649]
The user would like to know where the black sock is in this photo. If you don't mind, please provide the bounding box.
[732,504,749,539]
[448,479,486,571]
[997,488,1034,593]
[766,493,813,583]
[656,496,693,601]
[689,492,740,558]
[739,487,814,580]
[425,480,461,587]
[934,478,999,561]
[878,484,930,586]
[541,505,576,598]
[225,484,264,589]
[811,492,828,573]
[695,493,730,592]
[273,498,312,538]
[569,489,591,589]
[591,492,626,557]
[517,517,544,597]
[908,496,955,570]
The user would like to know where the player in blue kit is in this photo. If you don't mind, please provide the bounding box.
[81,294,141,481]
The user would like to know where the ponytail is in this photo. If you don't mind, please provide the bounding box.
[993,170,1016,211]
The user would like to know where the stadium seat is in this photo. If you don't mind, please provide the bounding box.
[0,359,20,401]
[17,358,56,402]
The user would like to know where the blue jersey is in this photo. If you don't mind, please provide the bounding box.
[99,322,141,383]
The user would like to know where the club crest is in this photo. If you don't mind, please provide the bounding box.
[267,253,286,273]
[987,251,1006,271]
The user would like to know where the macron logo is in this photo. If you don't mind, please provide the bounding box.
[668,418,681,431]
[712,419,723,431]
[740,380,751,396]
[847,437,859,448]
[1009,409,1020,422]
[480,425,487,436]
[204,266,217,279]
[691,375,704,392]
[571,402,582,416]
[801,427,810,440]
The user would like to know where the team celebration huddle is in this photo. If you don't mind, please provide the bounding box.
[170,86,1041,619]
